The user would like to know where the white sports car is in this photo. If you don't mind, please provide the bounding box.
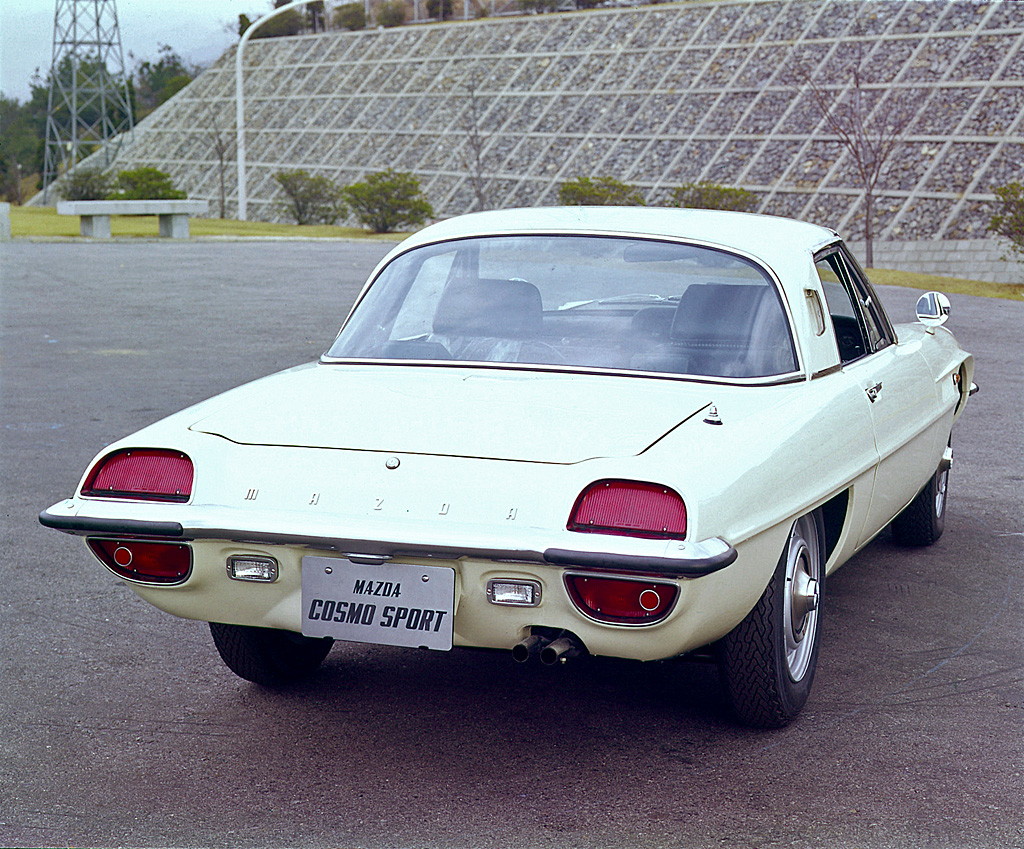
[41,207,975,727]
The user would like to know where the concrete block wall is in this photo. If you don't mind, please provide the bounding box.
[847,237,1024,284]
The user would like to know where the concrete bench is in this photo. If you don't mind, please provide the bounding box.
[57,199,209,239]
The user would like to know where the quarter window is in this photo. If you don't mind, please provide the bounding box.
[815,247,894,365]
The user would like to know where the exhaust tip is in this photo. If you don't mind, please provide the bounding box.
[512,633,546,663]
[540,636,581,666]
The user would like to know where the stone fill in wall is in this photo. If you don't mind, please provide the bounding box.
[117,0,1024,239]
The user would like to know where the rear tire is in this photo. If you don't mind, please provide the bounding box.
[717,512,824,728]
[891,456,948,547]
[209,622,333,686]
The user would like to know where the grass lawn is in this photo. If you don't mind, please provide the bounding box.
[869,268,1023,301]
[8,205,397,241]
[7,205,1023,300]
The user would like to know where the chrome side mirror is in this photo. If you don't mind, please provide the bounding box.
[916,291,951,330]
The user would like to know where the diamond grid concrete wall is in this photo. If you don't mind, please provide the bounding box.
[115,0,1023,247]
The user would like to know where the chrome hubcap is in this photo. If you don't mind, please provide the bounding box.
[784,515,821,682]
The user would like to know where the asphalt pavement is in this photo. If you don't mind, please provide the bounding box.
[1,239,1021,849]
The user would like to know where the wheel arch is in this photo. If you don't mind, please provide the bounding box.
[819,488,850,570]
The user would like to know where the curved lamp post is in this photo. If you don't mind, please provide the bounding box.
[236,0,324,221]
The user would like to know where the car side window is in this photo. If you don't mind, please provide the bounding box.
[816,254,867,364]
[815,248,895,365]
[838,245,897,350]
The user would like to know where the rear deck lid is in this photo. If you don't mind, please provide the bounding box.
[189,364,711,464]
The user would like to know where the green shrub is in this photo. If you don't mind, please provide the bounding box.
[557,175,645,206]
[377,0,407,27]
[342,169,433,233]
[274,169,346,225]
[109,166,186,200]
[668,181,758,212]
[427,0,453,21]
[333,2,365,30]
[988,182,1024,259]
[59,167,114,201]
[252,8,304,37]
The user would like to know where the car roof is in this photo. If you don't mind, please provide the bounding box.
[397,207,841,282]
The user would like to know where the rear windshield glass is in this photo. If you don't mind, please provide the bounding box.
[327,235,797,379]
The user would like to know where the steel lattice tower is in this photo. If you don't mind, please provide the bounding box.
[42,0,134,201]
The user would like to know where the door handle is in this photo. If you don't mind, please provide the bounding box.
[866,382,883,403]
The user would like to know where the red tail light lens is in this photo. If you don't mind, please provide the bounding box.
[82,449,193,502]
[87,538,192,584]
[568,480,687,539]
[565,574,678,625]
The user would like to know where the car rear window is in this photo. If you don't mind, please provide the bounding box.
[327,235,798,380]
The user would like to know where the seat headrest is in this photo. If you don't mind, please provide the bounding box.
[671,283,769,342]
[433,278,543,338]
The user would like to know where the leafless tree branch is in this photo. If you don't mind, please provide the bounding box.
[790,35,922,266]
[459,66,492,212]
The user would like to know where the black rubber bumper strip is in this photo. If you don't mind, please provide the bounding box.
[544,544,737,578]
[39,510,185,538]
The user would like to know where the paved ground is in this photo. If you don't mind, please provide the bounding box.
[1,240,1021,849]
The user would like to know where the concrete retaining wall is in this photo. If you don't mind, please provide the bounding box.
[847,237,1023,284]
[72,0,1024,239]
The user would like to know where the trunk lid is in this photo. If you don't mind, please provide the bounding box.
[189,364,712,464]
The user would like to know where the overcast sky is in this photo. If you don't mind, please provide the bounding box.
[0,0,269,102]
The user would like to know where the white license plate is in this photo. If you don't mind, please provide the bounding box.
[301,556,455,650]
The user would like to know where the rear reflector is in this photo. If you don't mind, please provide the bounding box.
[565,574,678,625]
[83,449,193,502]
[88,538,192,584]
[568,480,687,539]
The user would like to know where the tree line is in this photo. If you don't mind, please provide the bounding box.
[0,44,197,204]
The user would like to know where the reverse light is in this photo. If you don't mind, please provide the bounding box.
[487,579,541,607]
[565,573,678,625]
[227,555,279,583]
[82,449,193,502]
[87,538,192,584]
[568,480,687,539]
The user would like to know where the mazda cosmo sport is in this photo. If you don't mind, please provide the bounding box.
[41,207,975,727]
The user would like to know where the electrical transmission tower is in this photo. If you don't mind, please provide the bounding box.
[42,0,134,201]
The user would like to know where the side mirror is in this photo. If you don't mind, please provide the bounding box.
[916,291,950,330]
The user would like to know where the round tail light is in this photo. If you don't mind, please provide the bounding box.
[565,573,678,625]
[87,538,192,584]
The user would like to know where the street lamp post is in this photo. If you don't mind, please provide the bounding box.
[236,0,325,221]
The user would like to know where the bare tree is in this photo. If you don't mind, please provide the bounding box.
[459,67,493,212]
[201,100,230,218]
[790,38,921,267]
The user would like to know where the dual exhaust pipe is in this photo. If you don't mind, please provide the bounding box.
[512,631,583,665]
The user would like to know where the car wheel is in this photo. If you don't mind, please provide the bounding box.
[717,511,824,728]
[891,455,948,547]
[209,622,333,686]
